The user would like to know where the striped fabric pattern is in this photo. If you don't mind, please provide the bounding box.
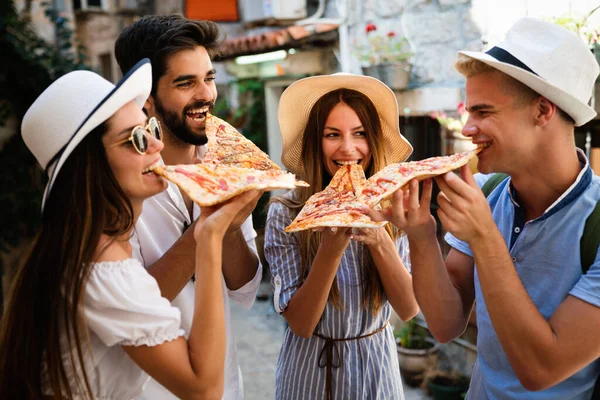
[265,202,411,400]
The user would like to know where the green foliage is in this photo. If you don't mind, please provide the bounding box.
[395,318,433,350]
[0,1,91,274]
[547,5,600,45]
[213,79,270,229]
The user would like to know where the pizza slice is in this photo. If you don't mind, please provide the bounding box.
[284,165,387,232]
[203,113,281,171]
[154,163,308,207]
[358,146,485,207]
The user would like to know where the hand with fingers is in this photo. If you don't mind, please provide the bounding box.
[362,178,437,241]
[195,190,262,241]
[350,226,389,248]
[434,165,495,243]
[314,226,352,253]
[198,189,263,234]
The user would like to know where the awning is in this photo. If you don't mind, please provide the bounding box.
[216,23,339,61]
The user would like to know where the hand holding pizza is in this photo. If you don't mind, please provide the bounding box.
[194,190,262,241]
[434,165,496,243]
[350,226,389,248]
[319,227,353,254]
[363,178,438,241]
[225,189,263,234]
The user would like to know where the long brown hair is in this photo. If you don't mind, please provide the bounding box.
[0,123,135,399]
[272,88,398,315]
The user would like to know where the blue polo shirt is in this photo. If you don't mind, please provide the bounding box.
[446,150,600,399]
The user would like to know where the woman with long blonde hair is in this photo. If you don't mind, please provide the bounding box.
[265,74,419,399]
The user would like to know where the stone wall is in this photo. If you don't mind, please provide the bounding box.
[340,0,600,113]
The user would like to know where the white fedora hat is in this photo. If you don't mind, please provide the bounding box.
[458,17,599,126]
[278,73,413,175]
[22,58,152,211]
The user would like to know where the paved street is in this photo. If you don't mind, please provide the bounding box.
[231,287,431,400]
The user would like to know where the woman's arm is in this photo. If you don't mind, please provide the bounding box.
[122,191,258,400]
[282,228,351,337]
[352,228,419,321]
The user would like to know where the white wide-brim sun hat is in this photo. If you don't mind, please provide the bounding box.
[21,58,152,211]
[278,73,413,175]
[458,17,599,127]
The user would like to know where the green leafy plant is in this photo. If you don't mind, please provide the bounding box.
[0,0,91,312]
[353,23,412,67]
[547,6,600,45]
[396,318,435,350]
[213,78,270,229]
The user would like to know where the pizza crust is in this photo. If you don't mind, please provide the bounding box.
[286,147,484,232]
[154,164,306,207]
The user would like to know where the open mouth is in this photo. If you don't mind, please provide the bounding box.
[476,142,491,149]
[334,160,361,167]
[142,161,161,175]
[185,105,210,122]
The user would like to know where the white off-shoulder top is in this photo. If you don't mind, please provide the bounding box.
[41,258,185,400]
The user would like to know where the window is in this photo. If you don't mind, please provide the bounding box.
[73,0,105,10]
[99,53,113,82]
[53,0,66,11]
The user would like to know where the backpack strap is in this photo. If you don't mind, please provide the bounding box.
[481,173,509,197]
[580,200,600,274]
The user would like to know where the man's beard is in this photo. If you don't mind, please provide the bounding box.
[154,98,214,146]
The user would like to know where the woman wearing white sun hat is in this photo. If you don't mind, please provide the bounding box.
[264,73,419,399]
[0,59,257,400]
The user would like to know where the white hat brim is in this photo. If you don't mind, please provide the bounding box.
[278,74,413,175]
[459,50,596,126]
[42,59,152,210]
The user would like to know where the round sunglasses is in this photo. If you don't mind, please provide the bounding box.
[106,117,163,154]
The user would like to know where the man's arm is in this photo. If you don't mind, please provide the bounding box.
[145,223,196,302]
[144,191,261,300]
[364,179,476,341]
[219,191,262,290]
[469,228,600,390]
[410,240,475,342]
[221,226,259,290]
[437,166,600,390]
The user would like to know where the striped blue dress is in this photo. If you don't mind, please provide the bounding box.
[264,202,411,400]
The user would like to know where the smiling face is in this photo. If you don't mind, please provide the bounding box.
[103,101,167,205]
[321,102,372,177]
[148,46,217,146]
[462,71,540,174]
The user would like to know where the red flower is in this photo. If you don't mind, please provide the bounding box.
[366,23,377,34]
[457,102,466,114]
[387,31,396,38]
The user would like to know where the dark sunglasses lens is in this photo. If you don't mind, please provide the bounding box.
[149,118,162,141]
[132,127,148,153]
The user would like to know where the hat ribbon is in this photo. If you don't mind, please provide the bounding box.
[485,46,539,76]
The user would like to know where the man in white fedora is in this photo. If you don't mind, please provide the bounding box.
[366,17,600,399]
[114,15,262,400]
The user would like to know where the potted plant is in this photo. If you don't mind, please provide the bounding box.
[548,7,600,77]
[422,367,470,400]
[395,318,440,387]
[353,23,413,89]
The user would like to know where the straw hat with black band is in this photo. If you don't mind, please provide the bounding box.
[278,73,413,176]
[22,58,152,211]
[458,17,599,127]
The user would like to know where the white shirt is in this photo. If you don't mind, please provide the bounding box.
[42,259,185,400]
[131,152,262,400]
